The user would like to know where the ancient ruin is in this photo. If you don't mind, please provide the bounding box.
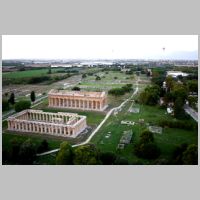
[48,89,108,111]
[7,109,87,138]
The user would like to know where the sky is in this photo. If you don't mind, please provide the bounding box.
[2,35,198,60]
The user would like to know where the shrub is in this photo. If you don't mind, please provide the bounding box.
[15,100,31,112]
[134,142,160,159]
[159,119,197,130]
[182,144,198,165]
[82,74,87,78]
[114,156,129,165]
[28,76,50,84]
[99,152,116,165]
[2,99,10,111]
[108,88,125,96]
[96,76,101,81]
[108,84,133,96]
[72,86,81,91]
[139,130,154,143]
[37,140,49,153]
[18,139,36,164]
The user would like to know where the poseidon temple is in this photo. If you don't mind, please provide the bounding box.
[48,89,108,111]
[7,109,87,138]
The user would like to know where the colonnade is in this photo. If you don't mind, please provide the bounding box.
[49,97,107,111]
[7,110,87,138]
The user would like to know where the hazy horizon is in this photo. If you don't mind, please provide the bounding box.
[2,35,198,60]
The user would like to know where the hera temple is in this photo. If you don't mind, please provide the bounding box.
[7,90,108,138]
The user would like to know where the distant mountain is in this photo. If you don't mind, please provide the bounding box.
[164,51,198,60]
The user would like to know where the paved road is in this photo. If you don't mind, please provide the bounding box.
[37,77,139,156]
[184,105,198,122]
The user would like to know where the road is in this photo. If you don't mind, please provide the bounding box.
[37,77,139,156]
[184,105,198,122]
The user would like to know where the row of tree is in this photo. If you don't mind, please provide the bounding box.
[56,142,129,165]
[3,138,49,165]
[3,91,36,112]
[108,84,133,96]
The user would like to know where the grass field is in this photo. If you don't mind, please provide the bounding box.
[43,107,106,127]
[79,71,135,91]
[91,100,198,164]
[3,68,62,79]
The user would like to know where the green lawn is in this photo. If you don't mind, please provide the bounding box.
[91,101,198,164]
[3,68,61,79]
[42,107,105,127]
[79,71,136,91]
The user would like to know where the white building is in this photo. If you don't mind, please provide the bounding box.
[167,71,188,78]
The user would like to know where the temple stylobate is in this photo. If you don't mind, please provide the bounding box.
[48,89,108,111]
[7,109,87,138]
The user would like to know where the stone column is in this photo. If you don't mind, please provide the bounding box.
[8,121,10,129]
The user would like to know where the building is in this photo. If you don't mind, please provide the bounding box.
[48,89,108,111]
[121,68,131,72]
[7,109,87,138]
[167,71,188,78]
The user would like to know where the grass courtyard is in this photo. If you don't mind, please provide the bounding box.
[91,101,198,164]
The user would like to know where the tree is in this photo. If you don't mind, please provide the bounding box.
[171,143,188,164]
[48,67,52,74]
[82,74,87,78]
[37,139,49,153]
[134,142,160,159]
[134,129,160,160]
[72,86,81,91]
[108,88,125,96]
[95,76,101,81]
[9,92,15,105]
[2,99,10,111]
[174,97,185,119]
[114,156,129,165]
[187,80,198,93]
[10,138,22,163]
[165,76,174,92]
[99,152,116,165]
[73,144,100,165]
[182,144,198,165]
[171,83,188,102]
[15,100,31,112]
[139,85,160,105]
[30,91,36,102]
[56,142,73,165]
[18,139,36,164]
[140,130,154,144]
